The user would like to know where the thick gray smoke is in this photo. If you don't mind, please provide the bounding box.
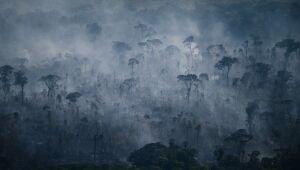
[0,0,300,165]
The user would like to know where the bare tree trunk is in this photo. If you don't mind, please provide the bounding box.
[131,64,134,78]
[189,46,193,72]
[187,87,191,104]
[226,67,231,86]
[21,86,24,104]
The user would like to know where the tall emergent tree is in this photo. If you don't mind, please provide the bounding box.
[183,36,194,72]
[120,78,137,96]
[193,73,209,99]
[128,58,139,77]
[112,41,132,64]
[183,36,194,55]
[14,70,28,103]
[250,35,263,58]
[275,39,300,69]
[40,74,61,100]
[146,38,163,57]
[215,56,238,85]
[66,92,82,121]
[177,74,198,104]
[251,62,271,88]
[0,65,14,101]
[134,24,156,41]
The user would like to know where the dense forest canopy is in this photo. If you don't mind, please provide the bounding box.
[1,0,300,169]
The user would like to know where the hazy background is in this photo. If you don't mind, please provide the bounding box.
[1,0,300,165]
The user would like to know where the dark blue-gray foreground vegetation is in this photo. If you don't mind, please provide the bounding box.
[1,0,300,170]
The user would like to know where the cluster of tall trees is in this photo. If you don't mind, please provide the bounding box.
[1,23,300,170]
[0,65,28,103]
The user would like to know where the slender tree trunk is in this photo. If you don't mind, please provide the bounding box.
[189,46,193,72]
[195,86,200,100]
[226,67,230,86]
[244,46,249,65]
[131,64,134,78]
[187,87,191,104]
[21,86,24,104]
[47,88,51,100]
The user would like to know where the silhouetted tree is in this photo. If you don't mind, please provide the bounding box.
[0,65,14,101]
[275,39,300,69]
[120,78,137,96]
[66,91,81,120]
[215,56,238,85]
[193,78,202,100]
[177,74,198,103]
[134,24,156,40]
[251,62,271,88]
[183,36,194,72]
[146,38,163,57]
[198,73,209,89]
[165,45,180,57]
[182,119,193,141]
[242,40,249,59]
[250,35,263,58]
[128,58,139,77]
[14,70,28,104]
[207,44,227,59]
[40,74,61,100]
[183,36,194,49]
[112,41,132,64]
